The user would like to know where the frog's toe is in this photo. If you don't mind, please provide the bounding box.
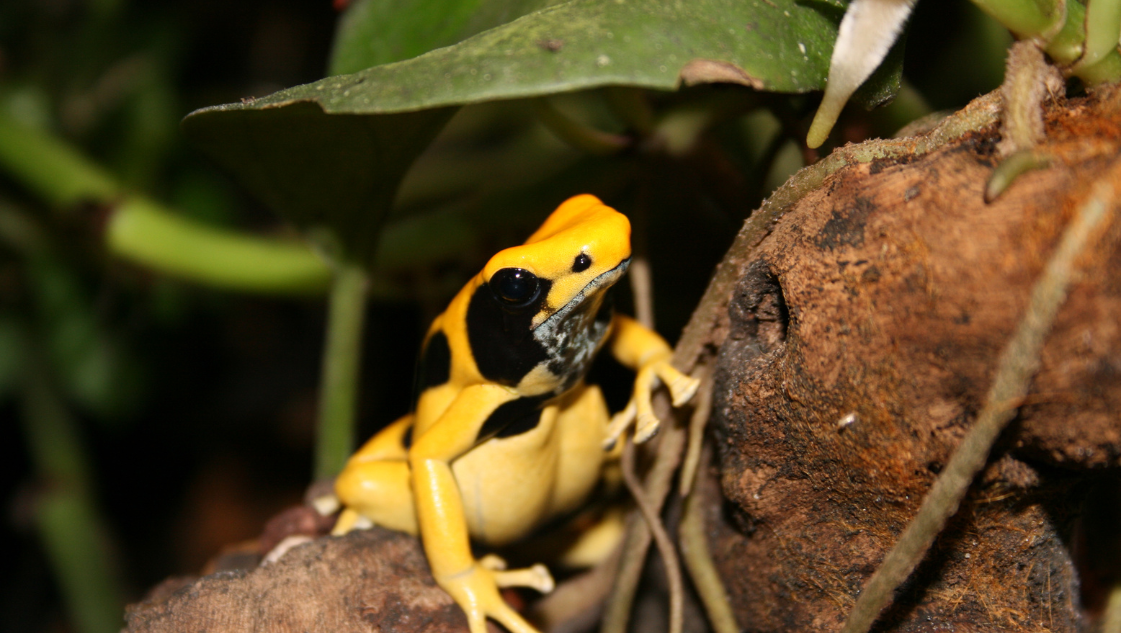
[478,553,508,571]
[311,492,340,516]
[463,610,491,633]
[658,365,700,407]
[493,563,555,593]
[604,401,637,449]
[632,384,661,441]
[331,508,374,535]
[441,564,544,633]
[634,410,661,443]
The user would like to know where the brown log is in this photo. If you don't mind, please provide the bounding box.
[710,84,1121,632]
[125,528,466,633]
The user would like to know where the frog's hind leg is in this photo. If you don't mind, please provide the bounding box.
[332,415,419,536]
[333,460,417,535]
[556,506,625,568]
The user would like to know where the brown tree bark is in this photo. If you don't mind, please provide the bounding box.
[126,528,466,632]
[709,84,1121,632]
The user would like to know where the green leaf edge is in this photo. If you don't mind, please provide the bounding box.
[185,0,848,123]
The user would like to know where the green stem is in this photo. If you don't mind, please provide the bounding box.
[106,197,332,295]
[0,106,336,295]
[1074,50,1121,85]
[0,111,119,208]
[314,262,369,480]
[533,98,631,156]
[984,149,1052,203]
[22,345,125,633]
[1077,0,1121,69]
[969,0,1061,40]
[1035,0,1121,85]
[1043,0,1085,64]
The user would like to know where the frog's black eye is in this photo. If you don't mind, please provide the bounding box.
[490,268,541,308]
[572,253,592,272]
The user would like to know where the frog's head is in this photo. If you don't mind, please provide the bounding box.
[465,195,630,389]
[482,194,631,329]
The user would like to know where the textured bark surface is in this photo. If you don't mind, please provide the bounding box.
[125,528,466,633]
[710,85,1121,632]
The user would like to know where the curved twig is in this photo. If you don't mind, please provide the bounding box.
[621,439,684,633]
[679,440,739,633]
[678,363,713,497]
[628,256,655,331]
[533,98,631,156]
[601,400,687,633]
[1104,582,1121,633]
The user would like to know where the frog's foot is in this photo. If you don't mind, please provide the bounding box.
[604,401,638,449]
[311,492,340,516]
[658,361,700,407]
[479,554,555,593]
[555,506,626,568]
[603,359,701,448]
[438,559,551,633]
[331,508,374,536]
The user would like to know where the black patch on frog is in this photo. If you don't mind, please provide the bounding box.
[476,395,550,443]
[401,424,413,449]
[467,279,553,385]
[415,330,451,392]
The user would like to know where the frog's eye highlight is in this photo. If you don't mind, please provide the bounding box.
[491,268,541,307]
[572,253,592,273]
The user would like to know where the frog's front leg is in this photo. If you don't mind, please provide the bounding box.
[409,384,553,633]
[604,315,700,446]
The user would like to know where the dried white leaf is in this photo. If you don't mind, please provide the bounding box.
[807,0,917,148]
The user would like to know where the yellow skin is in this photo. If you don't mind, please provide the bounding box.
[333,194,699,633]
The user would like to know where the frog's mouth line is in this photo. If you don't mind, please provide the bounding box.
[534,257,631,331]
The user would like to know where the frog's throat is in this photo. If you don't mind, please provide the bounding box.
[534,257,631,331]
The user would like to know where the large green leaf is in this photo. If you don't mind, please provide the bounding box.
[330,0,561,74]
[283,0,843,111]
[184,0,870,262]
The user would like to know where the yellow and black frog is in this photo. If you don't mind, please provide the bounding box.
[331,194,699,633]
